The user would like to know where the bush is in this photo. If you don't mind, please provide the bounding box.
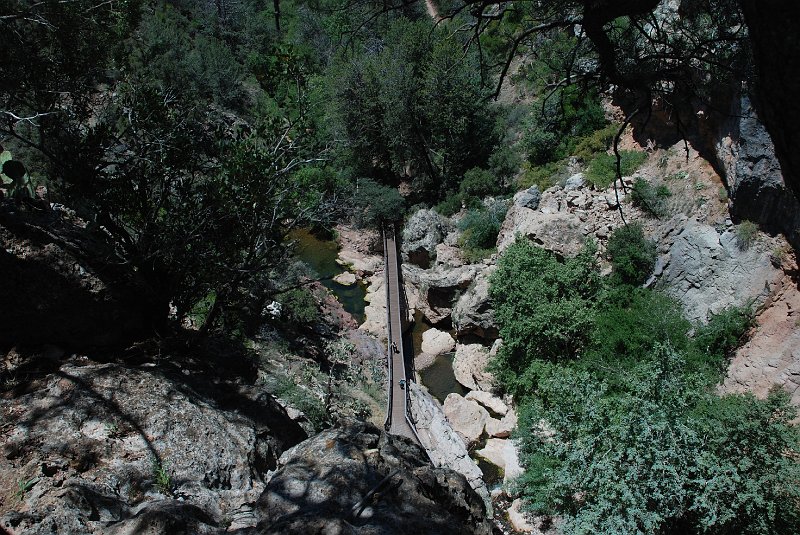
[630,177,671,217]
[489,239,600,396]
[277,288,319,325]
[353,178,406,228]
[435,193,465,216]
[692,305,753,367]
[585,150,648,189]
[517,160,565,191]
[458,202,508,252]
[735,220,759,250]
[572,123,619,162]
[606,222,657,285]
[459,167,501,198]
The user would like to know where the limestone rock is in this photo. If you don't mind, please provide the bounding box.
[360,272,387,337]
[443,393,488,445]
[485,410,518,439]
[333,271,357,286]
[658,218,781,323]
[403,263,478,324]
[497,202,585,258]
[508,499,535,533]
[402,208,451,268]
[475,438,524,484]
[564,172,585,191]
[420,328,456,356]
[435,243,465,267]
[255,419,493,534]
[452,266,498,339]
[464,391,508,417]
[408,383,491,512]
[336,249,383,277]
[513,185,542,210]
[453,343,496,391]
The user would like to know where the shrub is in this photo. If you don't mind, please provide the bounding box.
[517,160,565,191]
[460,167,501,198]
[458,202,508,252]
[630,177,671,217]
[606,223,657,285]
[585,150,648,189]
[435,193,465,216]
[692,305,753,367]
[277,288,319,325]
[735,220,758,250]
[572,123,618,162]
[489,239,600,396]
[353,178,406,228]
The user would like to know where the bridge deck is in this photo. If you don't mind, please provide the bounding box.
[384,228,420,444]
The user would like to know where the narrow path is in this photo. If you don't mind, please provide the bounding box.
[383,226,421,444]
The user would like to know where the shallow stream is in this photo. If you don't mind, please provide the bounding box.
[289,228,367,323]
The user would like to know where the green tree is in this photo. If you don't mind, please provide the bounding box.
[489,238,600,396]
[606,222,657,286]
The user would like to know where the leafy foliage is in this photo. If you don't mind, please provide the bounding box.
[458,202,508,251]
[585,150,648,189]
[606,223,657,285]
[630,177,672,218]
[352,178,406,228]
[489,239,600,397]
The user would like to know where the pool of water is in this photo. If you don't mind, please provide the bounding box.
[289,228,367,323]
[417,352,467,404]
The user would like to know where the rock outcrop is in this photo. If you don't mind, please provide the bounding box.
[717,94,800,249]
[443,393,489,446]
[657,217,781,323]
[420,328,456,356]
[407,383,490,512]
[253,419,493,534]
[0,353,306,534]
[475,439,523,485]
[452,342,497,392]
[451,267,498,340]
[404,264,479,325]
[401,209,451,269]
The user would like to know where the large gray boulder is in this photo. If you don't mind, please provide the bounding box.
[513,185,542,210]
[402,209,451,269]
[451,267,498,340]
[443,393,489,446]
[658,218,781,323]
[253,419,493,534]
[407,383,491,512]
[452,342,497,392]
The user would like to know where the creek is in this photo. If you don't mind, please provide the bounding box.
[289,228,367,324]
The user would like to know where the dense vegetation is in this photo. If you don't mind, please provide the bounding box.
[490,236,800,534]
[3,1,800,530]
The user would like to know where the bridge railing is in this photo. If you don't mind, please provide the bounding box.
[382,224,393,432]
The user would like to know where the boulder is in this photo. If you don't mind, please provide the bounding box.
[443,393,488,446]
[435,243,465,267]
[453,343,497,392]
[496,202,585,258]
[402,208,451,268]
[333,271,357,286]
[336,249,383,277]
[658,218,781,323]
[420,328,456,356]
[563,172,585,191]
[255,419,493,534]
[408,383,491,512]
[513,185,542,210]
[404,263,479,325]
[507,499,535,534]
[485,410,518,439]
[451,267,498,339]
[464,391,508,417]
[475,438,524,485]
